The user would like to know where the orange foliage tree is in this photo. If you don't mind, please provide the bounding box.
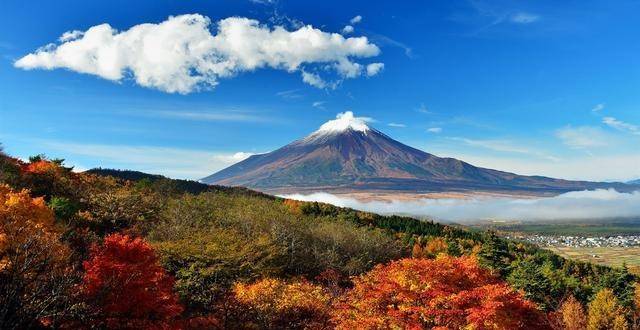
[333,255,550,329]
[282,199,305,215]
[19,157,77,201]
[0,184,73,328]
[23,159,59,175]
[81,233,183,329]
[413,237,449,258]
[233,278,332,329]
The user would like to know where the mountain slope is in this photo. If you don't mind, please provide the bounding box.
[202,112,635,194]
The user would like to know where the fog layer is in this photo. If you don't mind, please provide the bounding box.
[281,189,640,223]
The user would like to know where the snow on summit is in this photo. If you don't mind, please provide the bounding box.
[317,111,371,133]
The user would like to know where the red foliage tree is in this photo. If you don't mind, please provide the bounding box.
[82,233,183,329]
[333,255,550,329]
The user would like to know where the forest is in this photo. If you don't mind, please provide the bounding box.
[1,149,639,329]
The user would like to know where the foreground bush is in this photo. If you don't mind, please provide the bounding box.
[333,256,550,329]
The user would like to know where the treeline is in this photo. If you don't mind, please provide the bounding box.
[0,149,638,329]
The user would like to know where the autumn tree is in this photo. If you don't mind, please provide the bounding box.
[78,182,164,235]
[633,283,640,328]
[587,288,628,330]
[0,185,74,329]
[0,151,22,188]
[412,236,448,258]
[20,157,75,201]
[555,295,587,330]
[81,233,183,329]
[233,278,332,329]
[333,255,550,329]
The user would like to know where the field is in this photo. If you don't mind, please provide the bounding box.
[473,219,640,236]
[547,246,640,273]
[473,219,640,273]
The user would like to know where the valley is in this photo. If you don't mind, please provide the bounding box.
[477,219,640,273]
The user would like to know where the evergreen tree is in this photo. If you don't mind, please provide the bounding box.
[507,258,552,309]
[479,231,510,275]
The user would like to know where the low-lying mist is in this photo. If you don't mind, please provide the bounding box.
[280,189,640,223]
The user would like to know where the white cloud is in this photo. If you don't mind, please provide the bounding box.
[603,117,640,135]
[15,14,382,93]
[427,127,442,133]
[556,126,609,149]
[341,25,354,34]
[249,0,277,4]
[42,141,254,179]
[276,89,303,99]
[301,71,328,88]
[150,110,268,122]
[281,189,640,223]
[592,103,605,112]
[388,123,406,128]
[350,15,363,25]
[369,32,414,58]
[335,59,363,78]
[510,12,539,24]
[365,62,384,76]
[59,30,84,42]
[312,101,326,109]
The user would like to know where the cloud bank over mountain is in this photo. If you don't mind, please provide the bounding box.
[14,14,383,93]
[282,189,640,223]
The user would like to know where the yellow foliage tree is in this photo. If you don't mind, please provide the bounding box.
[557,295,587,330]
[587,288,628,330]
[0,184,61,269]
[0,184,73,328]
[233,278,332,329]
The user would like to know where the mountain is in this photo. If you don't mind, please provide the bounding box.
[629,179,640,185]
[202,112,636,195]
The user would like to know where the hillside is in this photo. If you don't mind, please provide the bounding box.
[203,112,636,195]
[1,150,637,329]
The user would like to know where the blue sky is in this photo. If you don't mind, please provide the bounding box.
[1,0,639,181]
